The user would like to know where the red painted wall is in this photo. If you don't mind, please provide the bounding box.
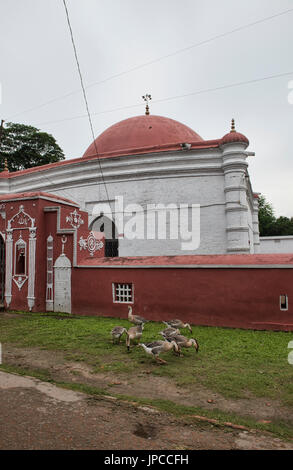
[71,266,293,331]
[1,193,292,332]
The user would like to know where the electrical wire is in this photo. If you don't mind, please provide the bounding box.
[3,5,293,212]
[7,6,293,121]
[35,69,293,127]
[62,0,111,205]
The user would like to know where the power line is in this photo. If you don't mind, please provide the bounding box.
[35,69,293,127]
[62,0,111,205]
[7,6,293,121]
[10,67,291,201]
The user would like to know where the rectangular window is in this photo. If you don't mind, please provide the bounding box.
[280,294,288,311]
[112,283,133,303]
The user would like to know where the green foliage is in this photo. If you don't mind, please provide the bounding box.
[258,195,293,236]
[258,195,275,236]
[272,216,293,236]
[0,122,65,172]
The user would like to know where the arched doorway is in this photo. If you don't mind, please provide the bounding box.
[90,215,119,257]
[0,235,5,306]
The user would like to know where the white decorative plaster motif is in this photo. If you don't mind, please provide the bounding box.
[29,227,37,239]
[61,235,67,254]
[5,205,37,307]
[8,205,35,229]
[13,234,28,291]
[79,232,104,257]
[46,235,54,311]
[13,275,28,291]
[66,209,84,229]
[5,229,13,307]
[27,228,37,310]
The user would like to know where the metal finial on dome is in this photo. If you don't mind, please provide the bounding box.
[142,94,152,115]
[231,118,236,132]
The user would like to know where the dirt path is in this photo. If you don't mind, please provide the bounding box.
[3,344,293,426]
[0,370,292,450]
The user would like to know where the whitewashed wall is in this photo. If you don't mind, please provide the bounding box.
[0,144,256,256]
[259,236,293,254]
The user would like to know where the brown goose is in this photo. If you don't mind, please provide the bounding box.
[126,323,144,351]
[111,326,127,344]
[128,305,148,325]
[163,319,192,333]
[159,327,180,338]
[165,334,199,356]
[139,340,179,364]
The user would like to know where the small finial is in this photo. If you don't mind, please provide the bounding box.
[61,235,67,254]
[0,121,9,173]
[142,94,152,115]
[231,118,236,132]
[4,158,9,172]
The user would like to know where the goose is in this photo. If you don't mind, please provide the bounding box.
[166,334,199,356]
[159,327,180,338]
[128,305,148,325]
[139,340,179,364]
[126,323,144,351]
[163,319,192,333]
[111,326,127,344]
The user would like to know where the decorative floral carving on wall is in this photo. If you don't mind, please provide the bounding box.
[5,205,37,305]
[13,275,28,291]
[66,209,84,229]
[8,205,35,229]
[78,232,104,257]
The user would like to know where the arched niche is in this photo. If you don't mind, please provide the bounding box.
[90,215,119,257]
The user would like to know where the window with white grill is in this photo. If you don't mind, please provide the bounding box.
[112,283,133,303]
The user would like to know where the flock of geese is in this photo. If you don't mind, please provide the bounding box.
[111,306,199,365]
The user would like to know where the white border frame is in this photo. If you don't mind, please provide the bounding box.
[14,236,27,277]
[280,294,289,311]
[112,282,134,304]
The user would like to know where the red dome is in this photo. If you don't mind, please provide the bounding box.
[221,131,249,146]
[83,115,203,158]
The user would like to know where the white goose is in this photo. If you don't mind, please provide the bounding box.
[139,340,179,364]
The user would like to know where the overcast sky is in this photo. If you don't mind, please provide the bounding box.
[0,0,293,216]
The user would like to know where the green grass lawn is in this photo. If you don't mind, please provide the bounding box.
[1,311,293,407]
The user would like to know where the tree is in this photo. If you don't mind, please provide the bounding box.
[272,216,293,236]
[258,195,293,236]
[0,122,65,172]
[258,195,276,236]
